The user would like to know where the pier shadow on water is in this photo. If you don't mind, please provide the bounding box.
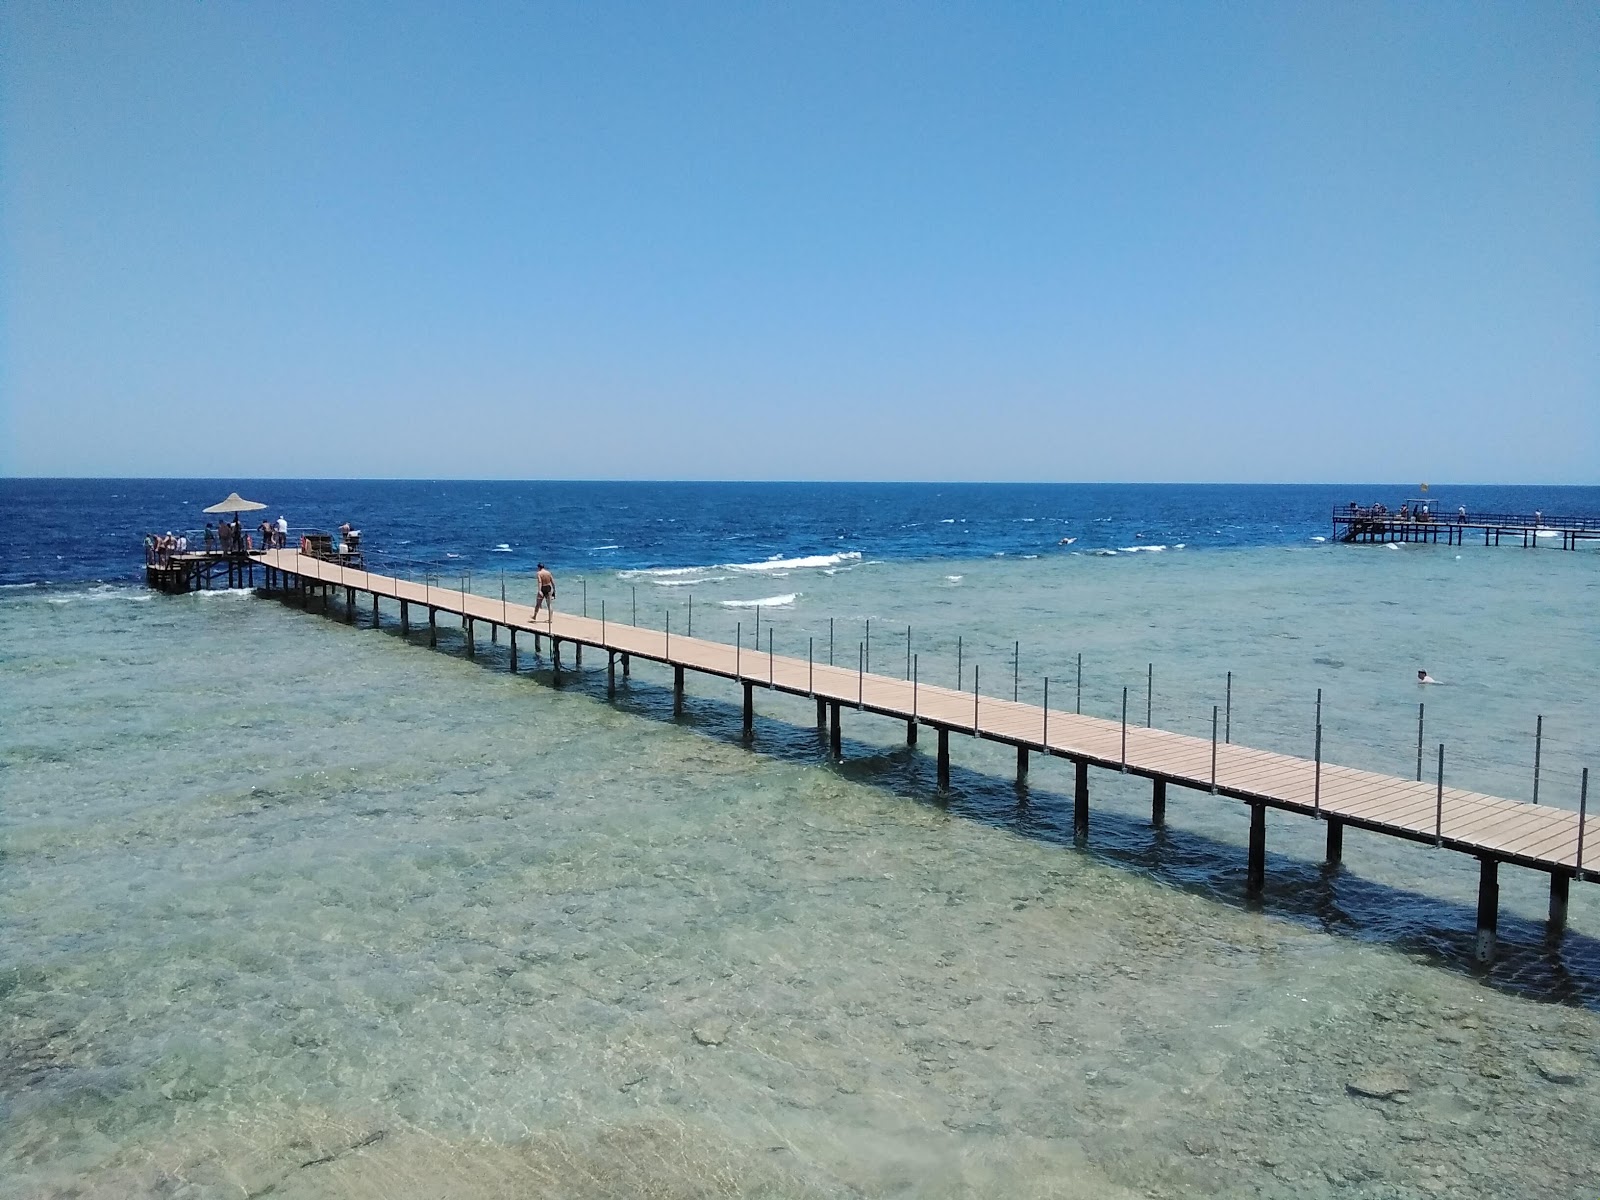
[279,591,1600,1013]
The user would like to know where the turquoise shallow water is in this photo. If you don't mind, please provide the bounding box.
[3,541,1598,1197]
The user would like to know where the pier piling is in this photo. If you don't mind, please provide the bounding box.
[1549,872,1570,938]
[1074,759,1089,840]
[1326,816,1344,866]
[937,727,950,789]
[1151,777,1166,828]
[1247,803,1266,898]
[1475,858,1500,963]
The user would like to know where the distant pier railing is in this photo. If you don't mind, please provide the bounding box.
[1332,507,1600,550]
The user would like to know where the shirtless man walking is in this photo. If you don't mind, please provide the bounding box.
[533,563,556,621]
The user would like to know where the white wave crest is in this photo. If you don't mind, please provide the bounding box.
[1309,536,1327,543]
[1119,545,1167,553]
[656,575,729,588]
[491,543,513,552]
[48,586,154,605]
[1092,549,1118,556]
[0,582,38,590]
[731,552,860,573]
[618,564,707,580]
[720,593,798,609]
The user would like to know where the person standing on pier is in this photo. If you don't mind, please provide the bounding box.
[276,515,288,548]
[534,563,556,621]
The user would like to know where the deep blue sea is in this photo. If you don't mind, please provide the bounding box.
[4,478,1600,1198]
[4,478,1597,587]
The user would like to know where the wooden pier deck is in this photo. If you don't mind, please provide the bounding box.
[254,549,1594,961]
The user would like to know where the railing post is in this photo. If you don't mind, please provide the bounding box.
[973,665,980,733]
[1211,705,1218,793]
[1076,652,1082,714]
[1014,641,1020,703]
[665,609,670,658]
[913,654,919,720]
[736,623,741,678]
[768,629,774,685]
[601,599,606,642]
[1146,662,1152,727]
[1416,702,1425,781]
[1578,768,1589,880]
[808,636,814,695]
[1533,715,1543,804]
[1225,670,1232,743]
[865,619,870,674]
[1314,723,1323,816]
[858,643,864,708]
[957,636,963,688]
[1434,743,1445,846]
[687,594,692,636]
[1120,686,1128,770]
[632,585,637,626]
[582,577,587,617]
[1043,677,1049,747]
[906,625,912,680]
[829,617,834,665]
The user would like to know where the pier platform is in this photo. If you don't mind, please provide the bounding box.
[145,551,258,594]
[252,548,1594,964]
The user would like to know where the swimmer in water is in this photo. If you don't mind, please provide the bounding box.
[1417,670,1439,685]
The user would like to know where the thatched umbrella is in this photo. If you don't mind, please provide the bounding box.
[202,492,267,515]
[201,492,268,553]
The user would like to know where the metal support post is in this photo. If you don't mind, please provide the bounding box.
[1074,759,1089,839]
[1474,857,1499,963]
[1247,804,1266,898]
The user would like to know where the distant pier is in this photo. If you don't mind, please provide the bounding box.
[240,546,1595,966]
[1334,506,1600,550]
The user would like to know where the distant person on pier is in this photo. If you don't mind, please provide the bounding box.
[534,563,556,621]
[276,515,288,548]
[204,523,217,551]
[231,516,243,553]
[1458,505,1467,523]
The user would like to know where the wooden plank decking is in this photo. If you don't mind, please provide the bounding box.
[254,549,1593,957]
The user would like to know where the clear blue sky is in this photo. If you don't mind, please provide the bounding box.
[2,2,1595,482]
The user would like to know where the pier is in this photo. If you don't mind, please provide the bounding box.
[250,548,1594,964]
[1334,506,1600,550]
